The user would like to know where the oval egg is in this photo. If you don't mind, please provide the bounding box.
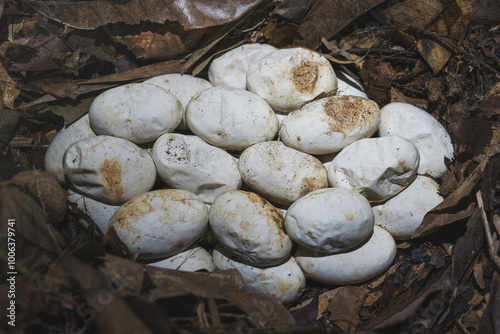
[148,246,216,272]
[285,188,374,254]
[239,141,328,205]
[63,135,156,205]
[295,226,397,284]
[152,133,242,204]
[328,136,420,202]
[213,244,305,304]
[89,82,183,144]
[280,95,380,155]
[209,190,292,266]
[109,189,209,260]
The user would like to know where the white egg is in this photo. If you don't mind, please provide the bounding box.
[373,175,443,240]
[63,135,156,205]
[109,189,209,259]
[144,73,213,130]
[209,190,293,266]
[208,43,278,89]
[328,136,420,202]
[378,102,453,178]
[213,244,305,304]
[89,82,183,144]
[295,226,397,284]
[246,47,337,112]
[285,188,374,254]
[148,246,216,272]
[44,114,97,184]
[67,189,120,233]
[185,86,279,150]
[280,95,380,154]
[152,133,242,204]
[239,141,328,205]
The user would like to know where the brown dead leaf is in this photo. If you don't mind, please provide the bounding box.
[327,286,367,332]
[293,0,386,50]
[0,109,19,152]
[478,271,500,332]
[272,0,313,24]
[0,63,20,109]
[10,36,70,72]
[0,185,66,274]
[40,96,95,126]
[112,23,205,60]
[479,81,500,118]
[291,294,319,326]
[262,22,299,48]
[11,170,67,224]
[380,0,471,74]
[28,0,263,30]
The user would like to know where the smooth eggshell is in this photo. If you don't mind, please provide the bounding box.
[373,175,443,240]
[109,189,209,259]
[239,141,328,205]
[295,226,397,284]
[185,86,279,150]
[152,133,242,204]
[213,244,305,304]
[208,43,278,89]
[44,114,97,184]
[328,136,420,202]
[280,95,380,154]
[144,73,213,130]
[148,246,216,272]
[209,190,293,266]
[247,48,338,112]
[67,189,120,233]
[378,102,453,178]
[285,188,373,254]
[89,82,183,144]
[63,135,156,205]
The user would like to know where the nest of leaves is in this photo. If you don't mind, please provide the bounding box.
[0,0,499,333]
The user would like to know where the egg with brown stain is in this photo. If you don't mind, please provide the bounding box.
[238,141,328,205]
[280,95,380,155]
[109,189,209,260]
[209,190,292,266]
[63,135,156,205]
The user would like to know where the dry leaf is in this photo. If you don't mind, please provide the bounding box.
[0,64,20,108]
[28,0,263,30]
[293,0,386,50]
[0,109,19,152]
[327,286,367,331]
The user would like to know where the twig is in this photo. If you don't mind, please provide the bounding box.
[476,191,500,274]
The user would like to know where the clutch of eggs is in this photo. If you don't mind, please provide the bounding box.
[45,44,454,303]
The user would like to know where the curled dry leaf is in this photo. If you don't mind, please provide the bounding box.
[0,63,20,108]
[11,170,67,224]
[293,0,386,50]
[28,0,263,30]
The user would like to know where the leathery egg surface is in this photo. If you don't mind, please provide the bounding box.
[373,175,443,240]
[185,86,279,150]
[239,141,328,205]
[148,246,216,272]
[328,136,420,202]
[280,95,380,155]
[44,114,97,184]
[208,43,278,89]
[209,190,293,266]
[152,133,242,204]
[89,82,183,144]
[295,226,397,284]
[63,135,156,205]
[144,73,213,130]
[109,189,209,259]
[213,244,305,304]
[285,188,374,254]
[246,48,338,112]
[378,102,453,178]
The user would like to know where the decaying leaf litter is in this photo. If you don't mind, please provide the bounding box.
[0,0,499,332]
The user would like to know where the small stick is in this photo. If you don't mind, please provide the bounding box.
[476,190,500,274]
